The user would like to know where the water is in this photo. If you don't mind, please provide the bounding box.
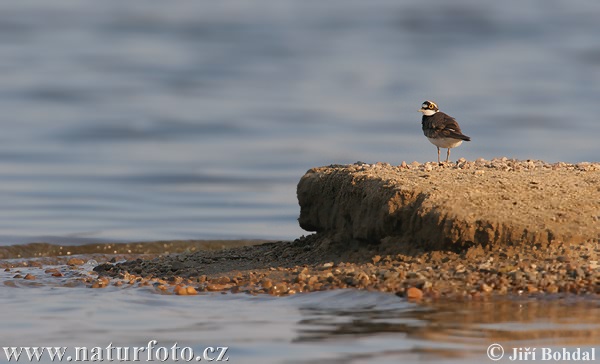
[0,0,598,244]
[1,1,600,362]
[2,279,600,364]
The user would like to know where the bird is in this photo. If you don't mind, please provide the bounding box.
[418,100,470,165]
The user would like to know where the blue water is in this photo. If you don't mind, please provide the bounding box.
[0,0,599,244]
[2,280,600,364]
[1,2,600,362]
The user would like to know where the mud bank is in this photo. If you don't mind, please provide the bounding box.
[298,159,599,249]
[92,159,600,299]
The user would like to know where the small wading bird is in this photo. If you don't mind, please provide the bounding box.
[418,100,470,165]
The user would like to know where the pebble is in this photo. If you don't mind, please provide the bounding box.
[49,186,592,302]
[206,284,228,291]
[67,258,86,266]
[45,268,63,277]
[174,285,188,295]
[90,277,109,289]
[406,287,423,300]
[480,283,493,293]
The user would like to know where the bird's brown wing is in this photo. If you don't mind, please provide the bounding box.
[437,113,471,141]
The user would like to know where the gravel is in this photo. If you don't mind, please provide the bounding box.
[92,158,600,299]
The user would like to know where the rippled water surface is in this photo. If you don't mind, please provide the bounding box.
[1,2,599,362]
[0,0,599,244]
[2,278,600,364]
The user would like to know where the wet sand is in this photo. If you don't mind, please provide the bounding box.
[0,240,264,260]
[88,232,599,299]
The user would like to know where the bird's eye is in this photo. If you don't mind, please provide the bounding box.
[428,103,436,110]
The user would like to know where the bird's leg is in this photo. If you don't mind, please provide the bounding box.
[446,148,451,163]
[437,147,441,165]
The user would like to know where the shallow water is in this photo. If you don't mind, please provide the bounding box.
[0,0,599,244]
[2,275,600,364]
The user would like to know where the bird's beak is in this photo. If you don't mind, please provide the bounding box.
[418,108,425,113]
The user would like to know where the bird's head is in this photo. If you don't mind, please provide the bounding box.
[418,100,439,116]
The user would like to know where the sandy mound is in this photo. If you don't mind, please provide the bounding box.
[297,159,599,249]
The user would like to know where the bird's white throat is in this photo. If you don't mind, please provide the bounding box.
[420,109,437,116]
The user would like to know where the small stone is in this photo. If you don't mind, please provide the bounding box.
[573,268,585,278]
[406,287,423,300]
[45,268,63,277]
[497,285,508,295]
[24,274,36,280]
[480,283,493,293]
[175,286,188,295]
[67,258,86,266]
[206,284,226,291]
[212,276,231,285]
[546,284,559,294]
[510,271,524,281]
[91,280,107,289]
[269,283,289,296]
[527,285,538,293]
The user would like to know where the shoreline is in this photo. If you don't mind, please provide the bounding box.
[6,158,600,300]
[93,158,599,298]
[1,233,598,299]
[91,232,600,299]
[0,240,265,260]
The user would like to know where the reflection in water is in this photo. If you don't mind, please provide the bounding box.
[296,305,429,341]
[292,291,600,362]
[1,279,600,363]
